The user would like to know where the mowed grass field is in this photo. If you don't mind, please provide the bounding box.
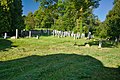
[0,36,120,80]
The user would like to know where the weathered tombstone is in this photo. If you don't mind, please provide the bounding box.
[16,29,18,39]
[98,40,102,48]
[71,32,74,37]
[87,32,91,39]
[53,30,55,36]
[60,31,63,38]
[81,33,85,38]
[77,32,80,39]
[74,34,76,40]
[91,35,94,39]
[29,31,32,38]
[4,33,7,39]
[36,35,39,39]
[115,37,118,45]
[85,44,90,47]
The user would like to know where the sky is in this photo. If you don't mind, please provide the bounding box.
[22,0,114,22]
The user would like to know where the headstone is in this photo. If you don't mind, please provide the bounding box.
[81,33,85,38]
[76,32,80,39]
[98,40,102,48]
[85,44,90,47]
[4,33,7,39]
[16,29,18,39]
[71,32,74,37]
[115,37,118,45]
[11,36,16,39]
[74,34,76,40]
[87,32,91,39]
[53,30,55,36]
[29,31,32,38]
[36,35,39,39]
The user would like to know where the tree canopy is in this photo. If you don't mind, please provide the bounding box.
[0,0,24,35]
[97,0,120,39]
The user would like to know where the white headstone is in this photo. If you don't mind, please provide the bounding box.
[36,35,39,39]
[98,40,102,48]
[16,29,18,39]
[29,31,31,38]
[4,33,7,39]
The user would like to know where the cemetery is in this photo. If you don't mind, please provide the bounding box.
[0,0,120,80]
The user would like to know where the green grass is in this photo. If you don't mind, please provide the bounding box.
[0,36,120,80]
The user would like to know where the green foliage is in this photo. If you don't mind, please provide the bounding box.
[97,0,120,39]
[0,37,120,79]
[33,0,100,32]
[0,0,24,35]
[24,12,35,30]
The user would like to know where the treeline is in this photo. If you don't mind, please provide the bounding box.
[24,0,101,35]
[0,0,24,35]
[98,0,120,39]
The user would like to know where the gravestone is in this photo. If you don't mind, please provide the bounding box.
[53,30,55,36]
[81,33,85,38]
[16,29,18,39]
[29,31,32,38]
[115,37,118,45]
[98,40,102,48]
[4,33,7,39]
[76,33,80,39]
[71,32,74,37]
[74,34,76,40]
[87,32,91,39]
[36,35,39,39]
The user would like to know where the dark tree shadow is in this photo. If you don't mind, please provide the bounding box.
[76,40,115,48]
[0,54,119,80]
[88,40,114,48]
[0,38,17,51]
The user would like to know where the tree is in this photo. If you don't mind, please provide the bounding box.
[25,12,35,30]
[0,0,24,35]
[34,0,100,32]
[97,0,120,39]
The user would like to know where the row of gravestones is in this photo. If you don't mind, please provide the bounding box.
[3,29,93,40]
[4,29,18,39]
[3,29,119,48]
[52,30,94,40]
[3,29,52,39]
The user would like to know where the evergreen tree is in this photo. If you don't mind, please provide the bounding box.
[0,0,24,35]
[98,0,120,39]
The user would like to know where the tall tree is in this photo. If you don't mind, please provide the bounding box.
[0,0,24,35]
[98,0,120,39]
[25,12,35,30]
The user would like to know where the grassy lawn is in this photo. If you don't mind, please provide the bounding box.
[0,36,120,80]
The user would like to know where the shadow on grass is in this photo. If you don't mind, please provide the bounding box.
[0,38,17,51]
[76,40,115,48]
[0,54,119,80]
[88,40,115,48]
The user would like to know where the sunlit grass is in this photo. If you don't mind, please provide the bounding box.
[0,36,120,80]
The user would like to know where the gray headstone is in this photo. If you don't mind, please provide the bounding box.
[81,33,85,38]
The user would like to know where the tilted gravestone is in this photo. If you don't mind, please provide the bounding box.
[87,32,91,39]
[4,33,7,39]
